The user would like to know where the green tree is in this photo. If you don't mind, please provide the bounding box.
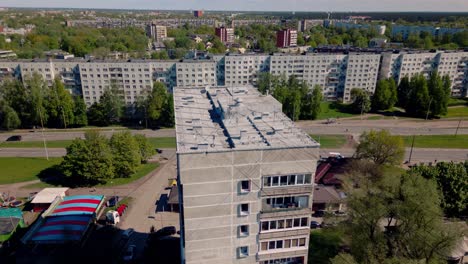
[257,72,271,95]
[61,130,114,185]
[46,78,75,128]
[355,130,405,165]
[100,84,124,124]
[406,74,430,117]
[146,82,168,127]
[427,72,450,117]
[160,93,175,127]
[1,105,21,130]
[371,78,398,111]
[308,85,323,120]
[24,73,50,127]
[350,88,371,114]
[87,102,108,126]
[134,134,156,163]
[73,96,88,127]
[410,162,468,218]
[110,131,141,177]
[396,76,410,108]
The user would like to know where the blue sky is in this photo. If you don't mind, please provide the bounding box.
[1,0,468,12]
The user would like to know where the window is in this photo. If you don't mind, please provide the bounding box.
[239,203,249,216]
[240,180,251,193]
[238,246,249,258]
[239,225,249,237]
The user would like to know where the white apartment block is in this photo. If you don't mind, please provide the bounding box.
[343,54,380,102]
[175,85,318,264]
[224,54,269,87]
[176,61,217,88]
[436,52,468,97]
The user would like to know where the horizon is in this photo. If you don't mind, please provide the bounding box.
[1,0,468,13]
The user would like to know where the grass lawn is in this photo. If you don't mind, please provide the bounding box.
[0,157,62,184]
[22,162,160,189]
[147,137,176,149]
[402,135,468,149]
[0,140,73,148]
[316,102,356,120]
[444,106,468,118]
[309,134,347,148]
[448,98,467,107]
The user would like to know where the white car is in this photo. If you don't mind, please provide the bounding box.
[122,228,134,239]
[123,244,136,261]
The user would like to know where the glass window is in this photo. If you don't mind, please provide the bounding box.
[272,177,279,186]
[241,180,250,192]
[284,239,291,248]
[276,240,283,249]
[293,218,300,227]
[288,175,296,185]
[277,220,285,229]
[286,219,293,228]
[270,221,277,230]
[261,242,268,251]
[305,174,312,184]
[292,239,298,247]
[261,221,269,231]
[297,174,304,184]
[301,218,308,227]
[299,238,306,247]
[280,176,288,186]
[269,241,276,250]
[265,177,271,187]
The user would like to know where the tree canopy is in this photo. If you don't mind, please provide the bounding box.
[355,130,405,165]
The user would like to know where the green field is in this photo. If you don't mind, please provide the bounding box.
[444,106,468,118]
[0,157,63,184]
[316,102,356,120]
[309,134,347,148]
[1,137,177,149]
[402,135,468,149]
[147,137,177,149]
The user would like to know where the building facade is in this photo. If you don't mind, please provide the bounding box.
[215,27,235,44]
[146,24,167,42]
[175,85,319,264]
[276,29,297,48]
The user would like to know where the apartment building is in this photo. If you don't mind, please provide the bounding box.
[436,52,468,97]
[276,29,297,48]
[174,85,319,264]
[176,60,217,88]
[391,25,465,39]
[343,54,381,101]
[224,54,269,86]
[146,24,167,42]
[216,26,235,44]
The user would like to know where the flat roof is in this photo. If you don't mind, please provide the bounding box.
[31,188,69,204]
[174,85,318,154]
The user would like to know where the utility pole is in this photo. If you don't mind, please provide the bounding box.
[408,135,415,164]
[38,107,49,161]
[425,97,433,121]
[454,119,462,137]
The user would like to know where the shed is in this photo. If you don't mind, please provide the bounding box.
[30,188,69,212]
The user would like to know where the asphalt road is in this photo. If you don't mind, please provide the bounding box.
[1,146,466,163]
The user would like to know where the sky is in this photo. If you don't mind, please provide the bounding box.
[1,0,468,12]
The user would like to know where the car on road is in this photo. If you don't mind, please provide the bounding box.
[122,228,134,239]
[155,226,176,237]
[156,148,163,154]
[6,135,22,141]
[310,221,321,229]
[106,196,120,207]
[123,244,136,261]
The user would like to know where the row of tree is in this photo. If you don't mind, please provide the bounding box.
[0,74,87,130]
[352,72,451,118]
[328,130,464,264]
[0,74,174,130]
[61,130,155,185]
[257,73,322,120]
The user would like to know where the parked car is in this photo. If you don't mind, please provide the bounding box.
[312,210,325,217]
[334,210,347,216]
[154,226,176,237]
[6,135,22,141]
[122,228,134,239]
[156,148,163,154]
[106,196,120,207]
[310,221,321,229]
[123,244,136,261]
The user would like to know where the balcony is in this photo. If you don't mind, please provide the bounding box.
[261,195,310,217]
[261,185,313,197]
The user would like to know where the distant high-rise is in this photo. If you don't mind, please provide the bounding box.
[276,29,297,48]
[146,23,167,42]
[215,26,235,44]
[193,10,204,18]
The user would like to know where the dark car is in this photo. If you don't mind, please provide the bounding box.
[312,210,325,217]
[156,149,163,154]
[6,135,22,142]
[154,226,176,237]
[106,196,120,207]
[310,221,321,229]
